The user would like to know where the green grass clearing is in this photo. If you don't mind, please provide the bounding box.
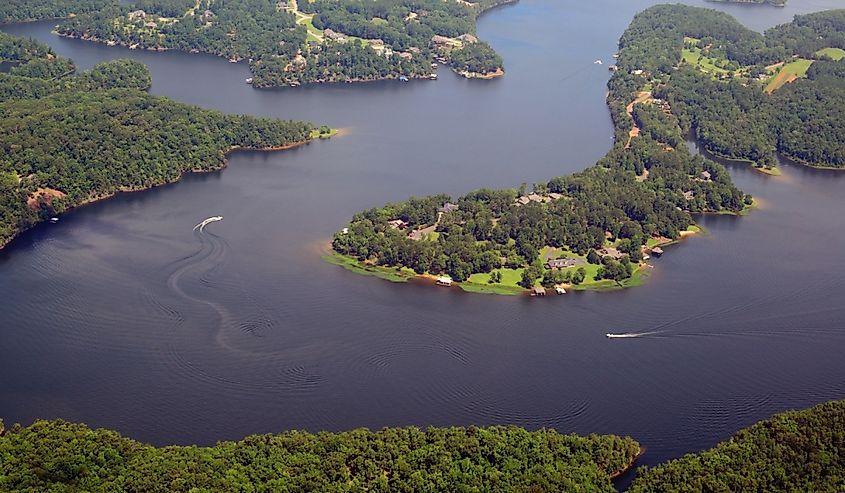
[682,47,730,75]
[816,47,845,61]
[765,58,813,93]
[323,252,415,283]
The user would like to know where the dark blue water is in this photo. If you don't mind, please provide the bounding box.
[1,1,844,486]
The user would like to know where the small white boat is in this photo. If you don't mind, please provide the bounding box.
[193,216,223,232]
[594,59,603,65]
[606,333,637,338]
[49,217,59,223]
[399,75,409,82]
[245,77,253,84]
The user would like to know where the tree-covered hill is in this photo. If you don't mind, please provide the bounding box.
[0,32,316,249]
[0,420,641,492]
[615,5,845,170]
[54,0,511,87]
[628,399,845,492]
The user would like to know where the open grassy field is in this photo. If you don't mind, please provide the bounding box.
[765,58,813,93]
[681,47,730,75]
[816,47,845,61]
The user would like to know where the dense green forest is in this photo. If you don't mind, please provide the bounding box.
[3,400,844,492]
[616,6,845,170]
[0,0,116,23]
[628,399,845,492]
[54,0,511,87]
[0,32,315,249]
[0,420,640,492]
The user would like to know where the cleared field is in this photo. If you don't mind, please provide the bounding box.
[682,47,730,74]
[816,47,845,61]
[765,58,813,94]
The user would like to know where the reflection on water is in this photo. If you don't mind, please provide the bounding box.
[1,0,844,482]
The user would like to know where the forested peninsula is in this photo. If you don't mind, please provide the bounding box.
[0,32,323,250]
[628,399,845,492]
[330,5,845,295]
[0,421,641,492]
[3,399,845,491]
[54,0,511,87]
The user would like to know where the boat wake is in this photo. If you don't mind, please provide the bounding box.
[606,331,661,339]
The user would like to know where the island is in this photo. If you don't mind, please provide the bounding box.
[53,0,512,87]
[0,420,641,491]
[329,5,845,295]
[0,32,329,250]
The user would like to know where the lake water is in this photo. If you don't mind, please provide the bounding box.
[2,0,844,485]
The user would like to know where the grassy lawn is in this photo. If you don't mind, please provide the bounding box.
[816,47,845,61]
[765,58,813,93]
[323,252,415,283]
[296,14,324,43]
[682,47,730,75]
[467,267,524,287]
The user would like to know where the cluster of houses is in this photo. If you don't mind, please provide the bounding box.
[386,202,460,241]
[682,171,713,201]
[514,192,563,206]
[546,257,583,269]
[431,33,478,50]
[649,97,672,115]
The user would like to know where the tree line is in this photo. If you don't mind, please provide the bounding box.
[0,0,116,23]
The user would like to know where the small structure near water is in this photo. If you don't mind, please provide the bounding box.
[532,286,546,297]
[436,276,453,287]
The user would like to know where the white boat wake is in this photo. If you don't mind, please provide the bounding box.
[606,331,660,339]
[193,216,223,232]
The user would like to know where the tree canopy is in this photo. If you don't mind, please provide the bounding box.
[0,0,116,23]
[628,399,845,492]
[0,420,640,492]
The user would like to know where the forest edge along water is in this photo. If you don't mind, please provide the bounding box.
[2,0,845,489]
